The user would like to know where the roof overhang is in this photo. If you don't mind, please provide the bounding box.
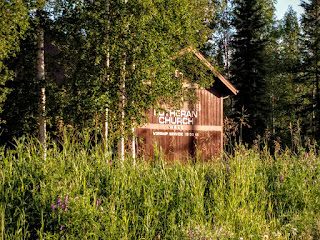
[178,47,237,96]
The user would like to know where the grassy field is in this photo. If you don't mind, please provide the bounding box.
[0,133,319,239]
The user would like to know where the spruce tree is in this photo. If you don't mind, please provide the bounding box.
[230,0,270,143]
[300,0,320,141]
[270,7,303,144]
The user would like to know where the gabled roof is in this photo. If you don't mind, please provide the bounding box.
[178,47,237,96]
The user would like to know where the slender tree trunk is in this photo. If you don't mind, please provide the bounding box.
[37,25,46,160]
[103,0,110,152]
[119,60,126,163]
[132,127,136,163]
[118,0,128,162]
[103,108,109,151]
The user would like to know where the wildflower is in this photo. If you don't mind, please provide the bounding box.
[52,203,55,211]
[64,206,67,211]
[36,185,39,190]
[313,180,316,185]
[65,195,68,206]
[60,225,63,230]
[212,217,215,223]
[68,219,70,224]
[189,231,194,237]
[279,174,284,183]
[218,227,222,234]
[57,198,61,207]
[96,198,102,206]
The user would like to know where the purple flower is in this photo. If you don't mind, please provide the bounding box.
[68,219,70,224]
[52,203,55,211]
[65,195,68,206]
[279,174,284,183]
[64,206,67,211]
[57,198,61,207]
[218,227,222,234]
[36,185,39,190]
[189,231,194,237]
[60,225,63,230]
[212,216,215,223]
[96,198,102,206]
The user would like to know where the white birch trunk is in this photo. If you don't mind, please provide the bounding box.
[132,127,136,164]
[103,108,109,151]
[120,63,125,163]
[102,0,110,153]
[37,25,46,160]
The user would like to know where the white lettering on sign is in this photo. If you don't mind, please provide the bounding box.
[153,132,169,136]
[154,109,198,125]
[169,132,183,136]
[152,131,199,137]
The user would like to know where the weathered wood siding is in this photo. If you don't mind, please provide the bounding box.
[136,88,223,161]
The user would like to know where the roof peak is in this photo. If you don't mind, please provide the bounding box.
[177,47,237,95]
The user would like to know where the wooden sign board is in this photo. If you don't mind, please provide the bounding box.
[136,88,223,161]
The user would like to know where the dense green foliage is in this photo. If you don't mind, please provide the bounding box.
[0,135,319,239]
[0,0,30,115]
[0,0,215,145]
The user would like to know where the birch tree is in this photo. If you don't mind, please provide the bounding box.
[53,0,213,157]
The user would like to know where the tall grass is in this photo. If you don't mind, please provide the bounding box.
[0,134,319,239]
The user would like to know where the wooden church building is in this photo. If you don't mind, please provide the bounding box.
[136,47,237,161]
